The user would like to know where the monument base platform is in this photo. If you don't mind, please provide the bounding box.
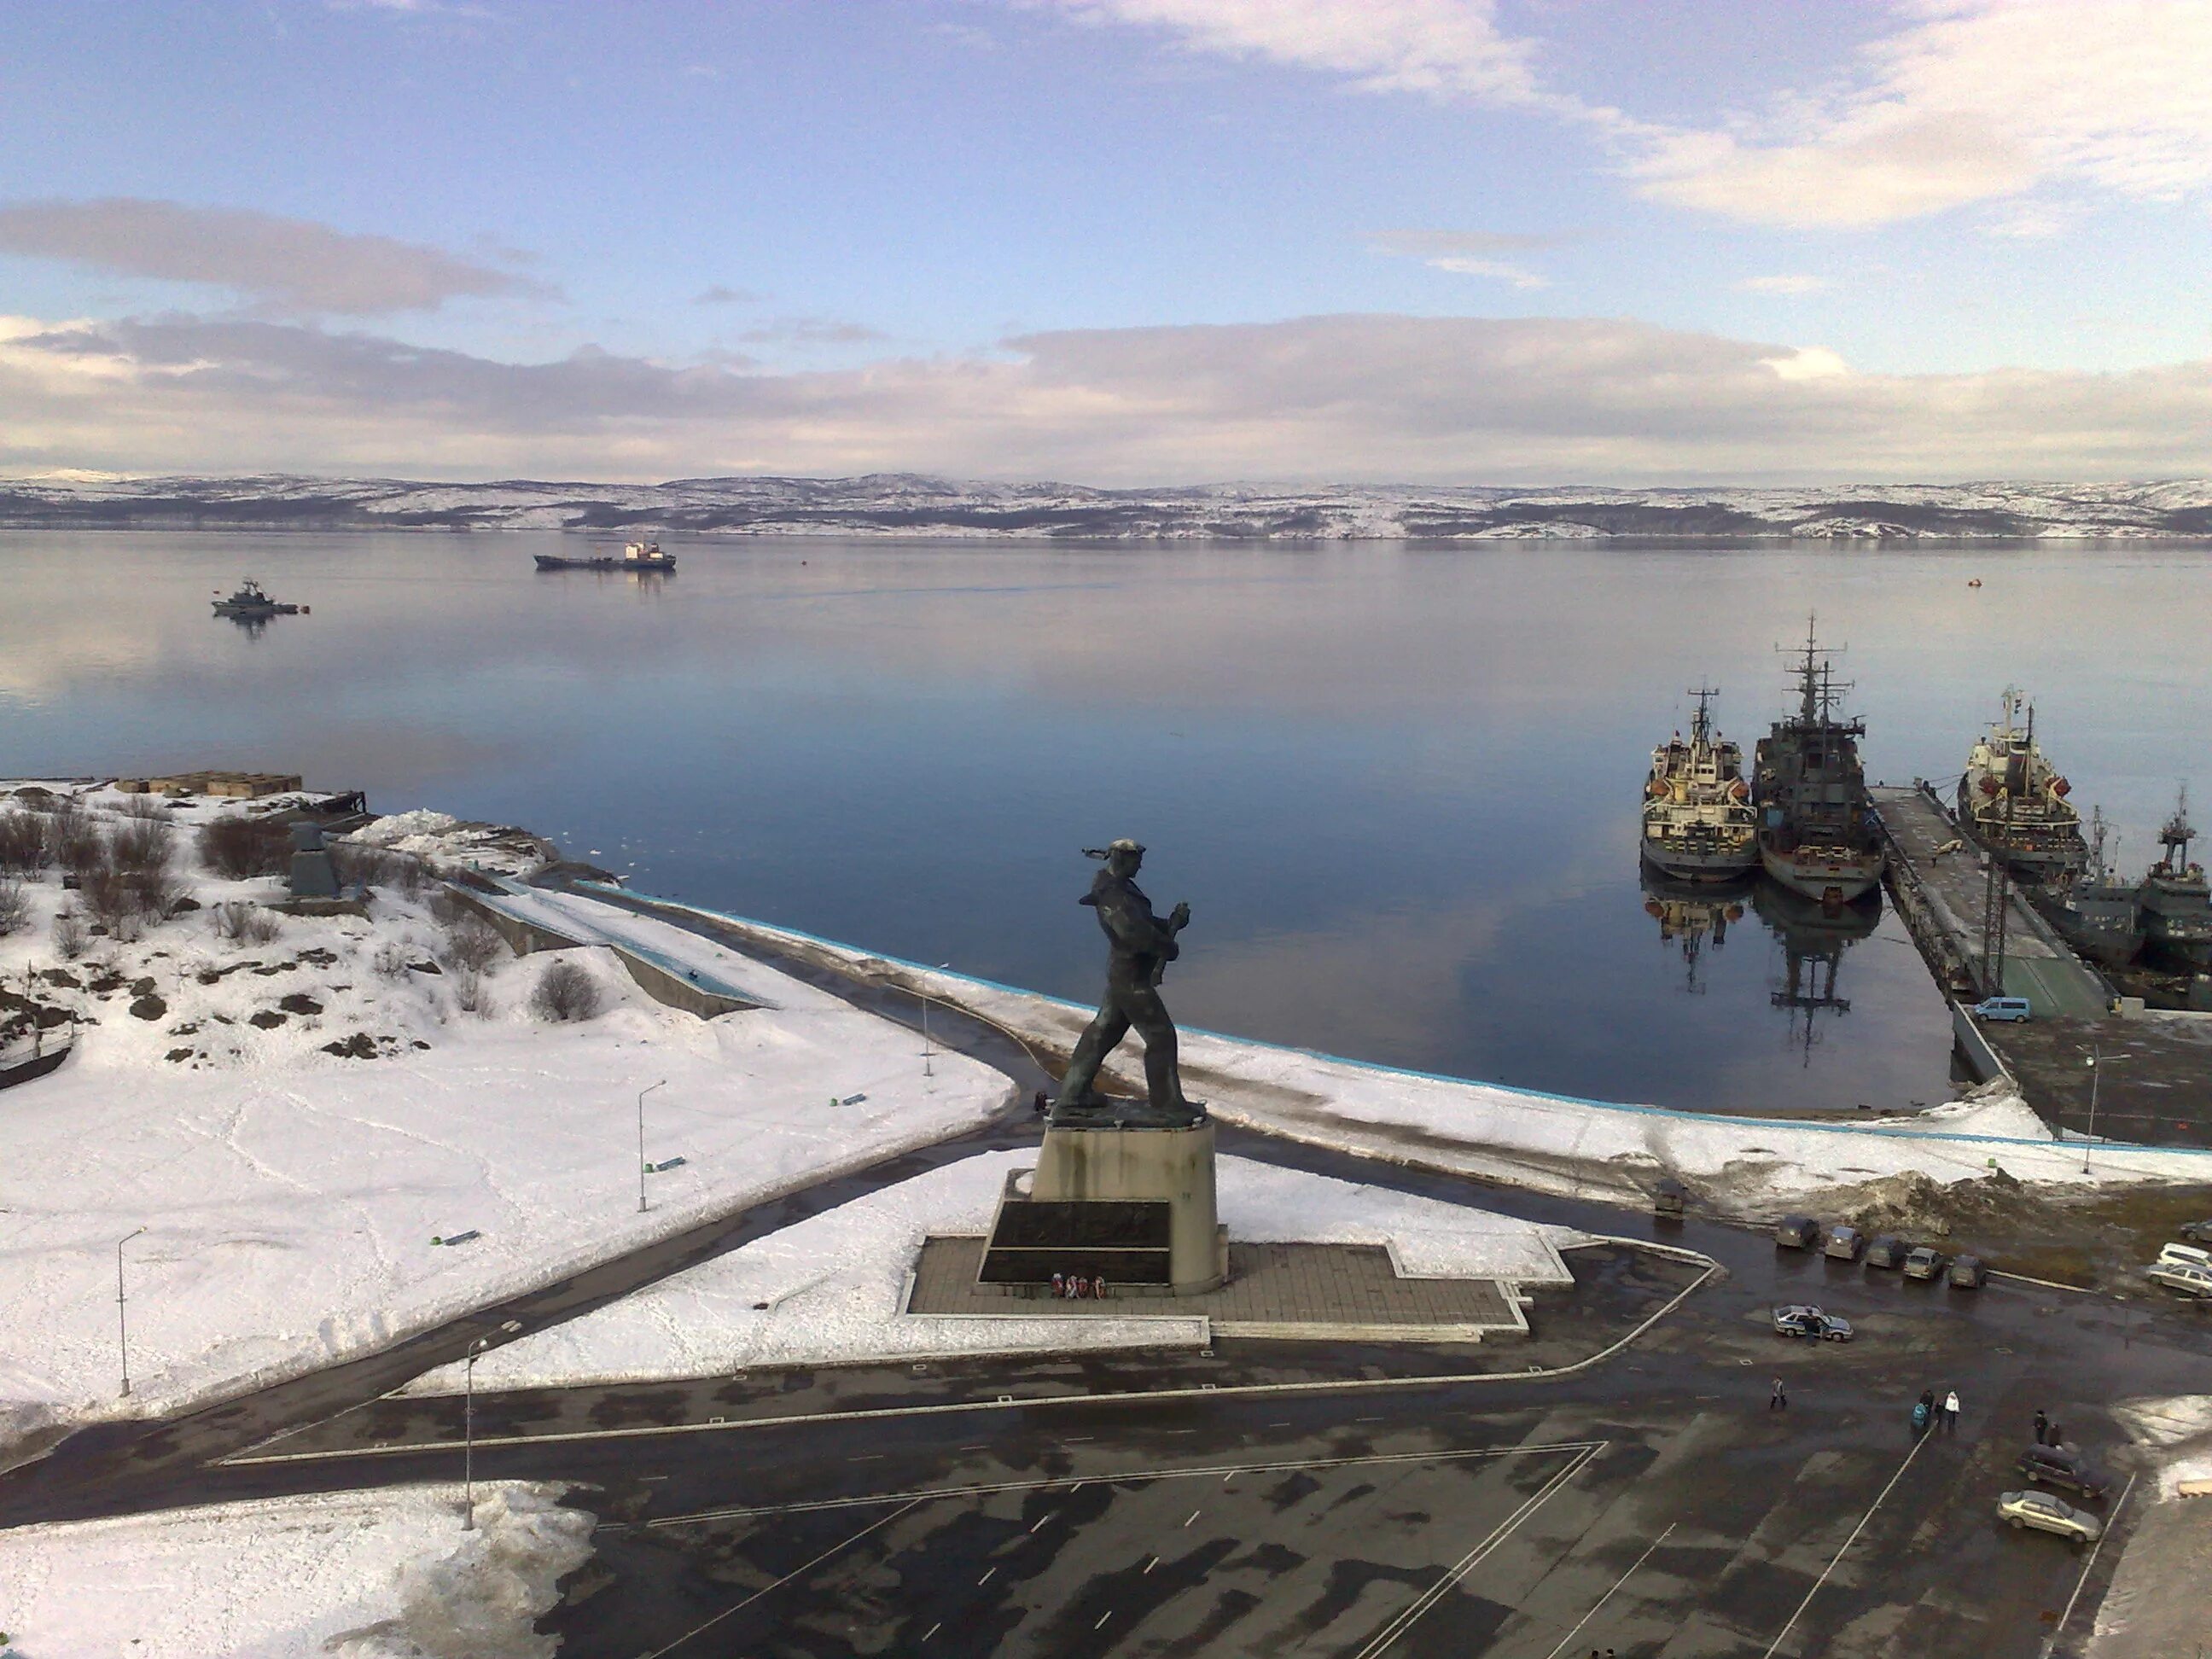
[983,1108,1224,1294]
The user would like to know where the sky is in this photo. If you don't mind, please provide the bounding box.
[3,0,2212,484]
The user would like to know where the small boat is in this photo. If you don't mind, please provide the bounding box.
[211,578,304,619]
[533,539,677,573]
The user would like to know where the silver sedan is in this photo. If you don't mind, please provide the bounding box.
[1996,1489,2102,1544]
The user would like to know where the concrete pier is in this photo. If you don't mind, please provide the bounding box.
[1873,783,2212,1149]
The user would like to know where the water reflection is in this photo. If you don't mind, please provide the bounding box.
[1753,882,1883,1063]
[1638,864,1751,995]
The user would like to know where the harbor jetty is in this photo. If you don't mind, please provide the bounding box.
[1874,782,2212,1148]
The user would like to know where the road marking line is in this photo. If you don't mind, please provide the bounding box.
[1095,1611,1111,1629]
[978,1568,995,1586]
[1540,1521,1675,1659]
[923,1622,940,1642]
[1183,1509,1201,1527]
[621,1444,1602,1530]
[1029,1513,1051,1532]
[2048,1470,2135,1648]
[1144,1556,1158,1575]
[1351,1443,1604,1659]
[637,1497,921,1659]
[848,1453,884,1462]
[216,1256,1717,1470]
[1761,1435,1931,1659]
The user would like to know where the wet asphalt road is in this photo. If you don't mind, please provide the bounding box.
[5,890,2209,1656]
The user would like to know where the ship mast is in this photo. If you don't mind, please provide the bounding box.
[1688,684,1719,751]
[2159,784,2196,875]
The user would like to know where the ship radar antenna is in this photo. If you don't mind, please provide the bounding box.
[1687,684,1720,745]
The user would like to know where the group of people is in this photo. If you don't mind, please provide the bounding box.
[2033,1407,2066,1448]
[1911,1387,1964,1435]
[1050,1272,1109,1300]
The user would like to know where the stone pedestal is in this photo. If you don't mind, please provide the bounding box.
[981,1110,1224,1295]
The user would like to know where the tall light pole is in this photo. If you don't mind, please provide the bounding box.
[637,1080,666,1213]
[919,963,951,1080]
[2080,1045,2126,1176]
[462,1335,490,1528]
[116,1226,147,1398]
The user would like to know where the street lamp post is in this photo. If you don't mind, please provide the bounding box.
[115,1226,147,1398]
[637,1080,666,1213]
[2080,1045,2128,1176]
[463,1335,490,1528]
[919,963,951,1080]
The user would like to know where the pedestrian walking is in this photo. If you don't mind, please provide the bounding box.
[1942,1388,1961,1435]
[2048,1419,2064,1449]
[2033,1408,2050,1445]
[1051,1272,1066,1299]
[1095,1273,1109,1299]
[1770,1377,1787,1411]
[1033,1089,1049,1118]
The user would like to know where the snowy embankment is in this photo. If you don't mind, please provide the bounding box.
[591,893,2212,1216]
[0,787,1013,1458]
[0,1481,589,1659]
[2089,1396,2212,1659]
[408,1150,1582,1394]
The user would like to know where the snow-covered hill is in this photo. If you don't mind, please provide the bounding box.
[8,471,2212,538]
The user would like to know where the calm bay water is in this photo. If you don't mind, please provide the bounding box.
[4,530,2206,1115]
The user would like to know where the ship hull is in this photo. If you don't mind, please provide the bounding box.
[533,554,677,572]
[1641,840,1759,882]
[1758,842,1883,905]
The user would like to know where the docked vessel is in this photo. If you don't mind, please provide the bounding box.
[533,539,677,573]
[1955,690,2086,882]
[1752,623,1883,906]
[210,577,304,619]
[2033,806,2143,969]
[1639,686,1759,881]
[2139,788,2212,971]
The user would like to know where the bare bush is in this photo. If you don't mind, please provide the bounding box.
[117,793,173,823]
[52,810,108,881]
[428,888,469,927]
[80,864,182,943]
[448,963,492,1016]
[440,917,505,974]
[212,900,283,945]
[109,816,175,876]
[0,811,50,876]
[531,958,602,1022]
[198,815,292,880]
[372,940,411,980]
[53,907,87,960]
[0,877,27,937]
[335,842,428,898]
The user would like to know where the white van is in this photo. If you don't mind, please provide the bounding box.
[2156,1242,2212,1274]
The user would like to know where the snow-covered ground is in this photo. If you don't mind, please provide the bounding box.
[0,786,1013,1458]
[2088,1396,2212,1659]
[0,1481,590,1659]
[408,1150,1581,1394]
[602,895,2212,1215]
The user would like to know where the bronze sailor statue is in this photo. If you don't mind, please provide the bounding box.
[1054,839,1201,1124]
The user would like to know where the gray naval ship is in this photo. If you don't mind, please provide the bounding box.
[2033,806,2143,969]
[1751,623,1883,906]
[1639,685,1759,882]
[2139,788,2212,972]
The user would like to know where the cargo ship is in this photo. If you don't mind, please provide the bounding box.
[1639,686,1759,882]
[533,539,677,573]
[1751,622,1883,906]
[1955,690,2086,882]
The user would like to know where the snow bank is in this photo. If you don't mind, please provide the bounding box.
[410,1150,1580,1394]
[0,794,1014,1455]
[0,1481,591,1659]
[598,894,2212,1215]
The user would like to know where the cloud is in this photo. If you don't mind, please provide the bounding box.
[733,317,889,346]
[1735,275,1828,296]
[1034,0,1627,125]
[1633,0,2212,228]
[692,284,763,306]
[1366,230,1558,287]
[0,198,550,316]
[1422,258,1548,288]
[9,309,2212,484]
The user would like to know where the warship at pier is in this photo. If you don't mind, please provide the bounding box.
[1956,690,2087,881]
[1639,686,1759,882]
[2139,788,2212,972]
[1751,624,1883,906]
[2033,806,2144,969]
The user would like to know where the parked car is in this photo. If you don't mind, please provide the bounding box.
[1971,996,2034,1022]
[1824,1224,1866,1261]
[2157,1242,2212,1274]
[1773,1304,1854,1342]
[1864,1234,1910,1270]
[1996,1489,2102,1545]
[2146,1260,2212,1299]
[1775,1215,1822,1249]
[1903,1246,1950,1281]
[2017,1443,2111,1500]
[1652,1177,1687,1220]
[2179,1218,2212,1244]
[1947,1253,1989,1288]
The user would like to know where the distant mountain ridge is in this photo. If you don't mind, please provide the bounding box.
[7,473,2212,538]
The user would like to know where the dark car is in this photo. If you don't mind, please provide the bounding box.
[2180,1218,2212,1244]
[1903,1245,1950,1281]
[1824,1225,1866,1261]
[1865,1234,1910,1270]
[1652,1177,1688,1220]
[1948,1253,1989,1289]
[1775,1215,1822,1249]
[1773,1303,1854,1342]
[2017,1443,2110,1500]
